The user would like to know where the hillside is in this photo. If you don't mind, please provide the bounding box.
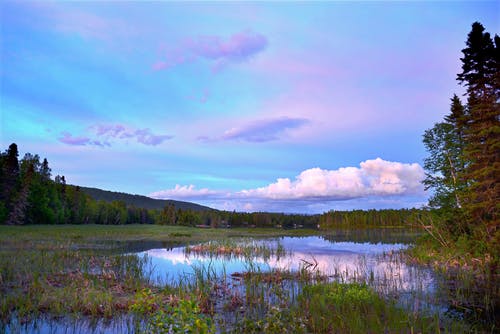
[78,186,213,212]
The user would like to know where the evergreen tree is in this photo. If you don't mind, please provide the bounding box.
[6,159,34,225]
[457,22,499,231]
[1,143,20,207]
[40,158,51,181]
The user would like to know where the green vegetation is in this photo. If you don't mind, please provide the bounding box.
[419,21,499,261]
[79,186,211,211]
[319,208,425,229]
[420,26,499,254]
[298,282,445,333]
[414,21,499,330]
[131,290,215,334]
[185,239,288,260]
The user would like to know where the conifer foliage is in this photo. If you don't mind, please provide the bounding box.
[423,22,499,250]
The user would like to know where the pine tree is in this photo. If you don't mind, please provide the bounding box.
[1,143,20,205]
[457,22,500,232]
[40,158,51,181]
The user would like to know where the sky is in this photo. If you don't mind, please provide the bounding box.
[1,1,498,213]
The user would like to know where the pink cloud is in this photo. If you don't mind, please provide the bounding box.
[58,132,90,146]
[153,30,267,71]
[134,128,173,146]
[187,30,267,61]
[89,124,173,146]
[199,117,309,143]
[59,124,173,147]
[94,124,127,137]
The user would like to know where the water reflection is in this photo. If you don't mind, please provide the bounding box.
[138,236,434,293]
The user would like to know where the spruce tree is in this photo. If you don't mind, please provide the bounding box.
[457,22,500,232]
[1,143,20,206]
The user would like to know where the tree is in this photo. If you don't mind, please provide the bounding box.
[423,97,467,205]
[1,143,20,207]
[40,158,51,181]
[422,22,499,251]
[6,158,34,225]
[423,96,469,235]
[457,22,499,232]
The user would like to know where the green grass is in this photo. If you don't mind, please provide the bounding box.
[408,235,500,330]
[296,282,471,333]
[0,224,319,251]
[184,238,288,261]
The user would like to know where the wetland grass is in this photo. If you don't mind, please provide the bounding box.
[0,225,486,333]
[184,238,288,261]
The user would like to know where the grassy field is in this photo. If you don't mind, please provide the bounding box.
[0,224,319,249]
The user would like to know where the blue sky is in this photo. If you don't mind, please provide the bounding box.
[1,1,498,213]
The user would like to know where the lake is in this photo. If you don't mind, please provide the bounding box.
[139,236,434,295]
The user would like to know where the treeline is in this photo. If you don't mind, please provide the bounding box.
[79,186,210,211]
[422,22,499,256]
[318,209,425,229]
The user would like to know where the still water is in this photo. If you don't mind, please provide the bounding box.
[139,236,434,293]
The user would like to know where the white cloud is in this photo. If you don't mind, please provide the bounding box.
[149,158,426,212]
[149,184,220,199]
[240,158,424,200]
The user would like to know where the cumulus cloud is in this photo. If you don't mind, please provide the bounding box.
[58,124,172,147]
[149,158,426,212]
[153,30,267,71]
[199,117,309,143]
[240,158,424,200]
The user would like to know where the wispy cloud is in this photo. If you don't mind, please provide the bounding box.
[153,30,268,71]
[135,128,173,146]
[58,124,173,147]
[58,132,91,146]
[199,117,309,143]
[150,158,426,212]
[150,185,220,199]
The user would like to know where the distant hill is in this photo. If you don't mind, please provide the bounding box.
[78,186,213,211]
